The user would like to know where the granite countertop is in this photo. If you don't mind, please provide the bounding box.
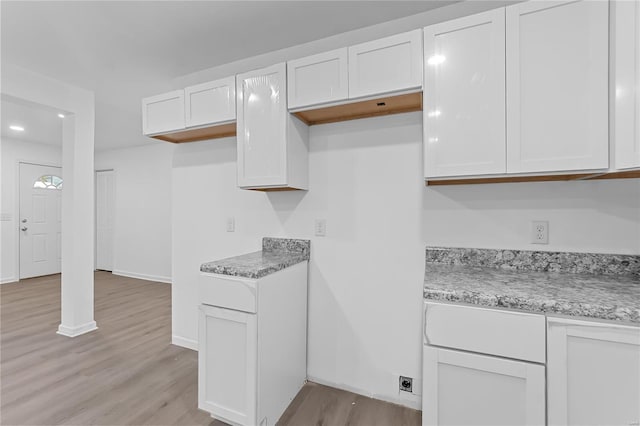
[200,237,310,279]
[424,247,640,324]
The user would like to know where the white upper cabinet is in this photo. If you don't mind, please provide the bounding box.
[424,9,506,178]
[348,29,423,99]
[236,63,309,190]
[547,317,640,426]
[287,48,348,110]
[506,0,609,174]
[185,76,236,128]
[614,0,640,171]
[142,90,185,135]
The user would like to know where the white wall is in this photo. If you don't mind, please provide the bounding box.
[0,138,62,283]
[169,0,640,410]
[95,143,174,283]
[171,109,640,409]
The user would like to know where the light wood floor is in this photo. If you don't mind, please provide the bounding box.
[1,272,421,426]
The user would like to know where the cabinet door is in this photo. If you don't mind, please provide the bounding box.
[348,29,423,99]
[141,90,185,135]
[422,345,545,426]
[506,0,609,173]
[423,9,506,178]
[199,305,257,425]
[287,48,348,110]
[547,317,640,426]
[185,76,236,128]
[237,63,288,188]
[615,0,640,170]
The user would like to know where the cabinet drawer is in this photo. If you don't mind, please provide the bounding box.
[200,273,257,313]
[424,301,545,363]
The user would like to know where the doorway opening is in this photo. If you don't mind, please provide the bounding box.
[95,170,115,272]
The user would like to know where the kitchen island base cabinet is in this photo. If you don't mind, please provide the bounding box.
[547,317,640,426]
[198,261,308,426]
[422,346,545,426]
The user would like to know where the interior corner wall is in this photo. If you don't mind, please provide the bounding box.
[0,138,62,283]
[95,143,174,283]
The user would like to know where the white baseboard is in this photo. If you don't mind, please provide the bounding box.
[1,277,18,284]
[112,270,171,284]
[57,321,98,337]
[172,335,198,351]
[306,375,422,411]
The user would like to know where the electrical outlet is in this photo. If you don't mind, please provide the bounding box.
[399,376,413,393]
[531,220,549,244]
[226,217,235,232]
[314,219,326,237]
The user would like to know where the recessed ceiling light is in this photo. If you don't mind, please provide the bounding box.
[9,125,25,132]
[58,113,65,118]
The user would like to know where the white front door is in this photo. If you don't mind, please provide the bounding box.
[95,170,114,271]
[19,163,62,279]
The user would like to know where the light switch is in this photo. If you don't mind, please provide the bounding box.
[314,219,326,237]
[226,217,235,232]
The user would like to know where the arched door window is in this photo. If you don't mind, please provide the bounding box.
[33,175,63,190]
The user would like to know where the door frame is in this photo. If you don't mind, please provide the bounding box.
[94,169,115,272]
[16,160,62,281]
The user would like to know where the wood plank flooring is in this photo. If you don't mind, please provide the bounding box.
[1,272,421,426]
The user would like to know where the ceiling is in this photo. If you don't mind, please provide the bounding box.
[1,1,458,151]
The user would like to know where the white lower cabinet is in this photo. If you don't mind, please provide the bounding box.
[199,305,257,425]
[198,262,308,426]
[423,346,546,426]
[547,317,640,426]
[422,301,546,426]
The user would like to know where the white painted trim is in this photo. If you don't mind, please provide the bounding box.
[112,269,171,284]
[57,321,98,337]
[1,277,19,285]
[172,335,198,351]
[306,375,422,411]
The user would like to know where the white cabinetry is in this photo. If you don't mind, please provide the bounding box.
[287,48,348,110]
[423,9,506,178]
[199,304,257,425]
[423,346,546,426]
[141,90,185,135]
[199,262,308,426]
[142,77,237,143]
[236,63,309,190]
[422,302,546,426]
[547,317,640,426]
[614,0,640,171]
[506,0,609,174]
[348,29,423,99]
[185,76,236,128]
[424,0,612,181]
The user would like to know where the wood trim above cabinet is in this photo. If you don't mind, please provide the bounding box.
[292,92,422,126]
[426,170,640,186]
[150,122,236,143]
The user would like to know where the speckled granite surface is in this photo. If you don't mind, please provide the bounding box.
[200,238,310,279]
[424,247,640,324]
[425,247,640,276]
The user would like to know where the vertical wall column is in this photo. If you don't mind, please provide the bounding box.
[57,110,97,337]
